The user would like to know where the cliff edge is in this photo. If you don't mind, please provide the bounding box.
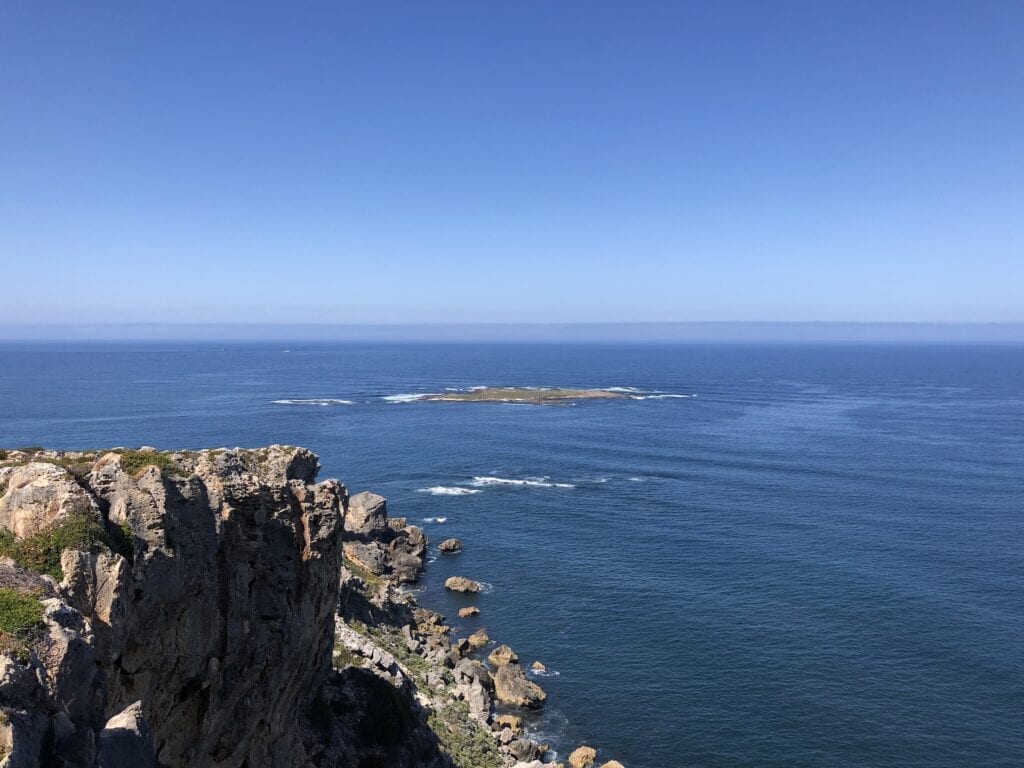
[0,446,345,767]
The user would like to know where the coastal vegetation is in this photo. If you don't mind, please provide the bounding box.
[115,449,182,476]
[0,588,43,637]
[0,513,118,580]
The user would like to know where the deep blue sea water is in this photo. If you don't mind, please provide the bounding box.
[1,342,1022,768]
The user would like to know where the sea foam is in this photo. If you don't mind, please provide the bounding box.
[469,476,576,489]
[418,486,481,496]
[272,398,354,406]
[382,393,432,403]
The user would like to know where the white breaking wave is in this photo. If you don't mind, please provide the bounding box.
[603,386,643,393]
[629,393,696,400]
[422,516,448,524]
[469,476,576,489]
[628,476,645,482]
[382,393,433,403]
[418,486,481,496]
[529,668,561,678]
[272,398,354,406]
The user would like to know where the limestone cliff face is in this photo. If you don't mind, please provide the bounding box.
[0,447,345,767]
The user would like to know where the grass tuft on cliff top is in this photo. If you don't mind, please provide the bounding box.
[116,450,182,477]
[0,514,120,580]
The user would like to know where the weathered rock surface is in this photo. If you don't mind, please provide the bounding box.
[569,745,598,768]
[0,447,347,767]
[445,576,482,593]
[0,462,100,538]
[437,538,463,553]
[343,491,427,584]
[458,606,480,618]
[493,663,547,709]
[468,628,490,648]
[488,644,519,666]
[98,701,156,768]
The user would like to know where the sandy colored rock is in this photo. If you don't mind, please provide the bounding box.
[458,606,480,618]
[0,462,100,538]
[493,663,546,709]
[569,746,598,768]
[531,660,546,671]
[445,575,482,593]
[468,627,490,648]
[599,761,625,768]
[488,644,518,666]
[438,537,463,553]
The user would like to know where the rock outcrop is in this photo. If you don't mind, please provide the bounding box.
[437,538,463,554]
[0,448,343,767]
[493,664,546,710]
[444,576,481,593]
[0,444,452,768]
[343,492,427,583]
[569,746,598,768]
[0,446,605,768]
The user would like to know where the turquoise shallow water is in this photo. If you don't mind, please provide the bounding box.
[1,342,1022,767]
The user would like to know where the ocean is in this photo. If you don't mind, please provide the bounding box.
[1,341,1021,767]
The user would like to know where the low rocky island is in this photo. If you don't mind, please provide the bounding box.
[0,445,626,768]
[423,387,627,404]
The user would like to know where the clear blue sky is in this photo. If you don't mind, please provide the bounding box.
[2,2,1021,325]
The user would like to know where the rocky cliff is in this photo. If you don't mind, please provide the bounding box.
[0,446,348,767]
[0,447,610,768]
[0,445,457,768]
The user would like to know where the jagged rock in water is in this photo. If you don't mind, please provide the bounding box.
[488,644,518,666]
[493,663,547,710]
[444,576,481,593]
[468,627,490,648]
[569,745,599,768]
[437,538,463,553]
[458,606,480,618]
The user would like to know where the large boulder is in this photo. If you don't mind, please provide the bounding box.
[493,663,546,709]
[0,462,100,538]
[345,491,388,536]
[569,746,598,768]
[445,576,481,593]
[488,644,518,666]
[467,628,490,648]
[438,538,463,553]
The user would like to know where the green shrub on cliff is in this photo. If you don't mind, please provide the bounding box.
[0,514,116,580]
[0,588,44,637]
[427,699,505,768]
[116,449,181,477]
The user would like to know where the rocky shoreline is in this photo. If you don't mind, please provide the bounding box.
[0,446,622,768]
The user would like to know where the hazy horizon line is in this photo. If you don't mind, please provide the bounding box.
[2,321,1023,343]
